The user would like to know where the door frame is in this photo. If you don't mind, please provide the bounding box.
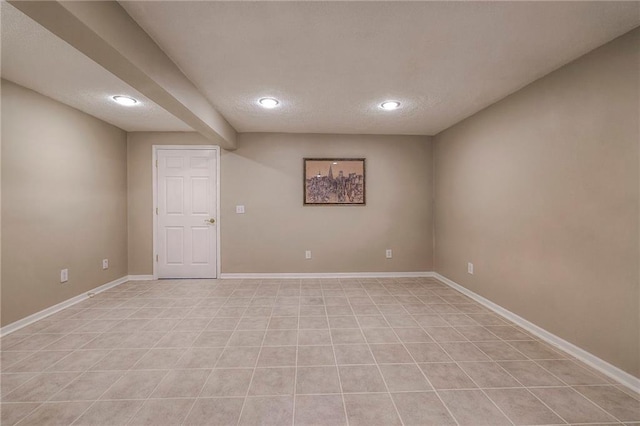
[152,145,221,280]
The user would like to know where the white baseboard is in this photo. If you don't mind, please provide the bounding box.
[127,274,154,281]
[220,272,435,279]
[0,275,129,338]
[433,272,640,393]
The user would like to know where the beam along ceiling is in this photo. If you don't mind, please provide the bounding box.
[121,1,639,135]
[0,1,191,133]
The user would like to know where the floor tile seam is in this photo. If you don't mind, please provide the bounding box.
[611,384,640,402]
[374,307,464,426]
[348,305,413,426]
[47,368,127,401]
[1,400,45,425]
[4,385,516,401]
[0,336,31,352]
[415,312,518,425]
[425,280,584,426]
[181,292,256,426]
[498,338,566,362]
[462,350,573,425]
[529,386,629,424]
[291,297,302,426]
[115,351,173,424]
[235,297,278,426]
[427,342,519,424]
[2,363,86,403]
[64,361,135,425]
[324,300,350,426]
[565,385,631,424]
[117,289,231,426]
[530,358,610,390]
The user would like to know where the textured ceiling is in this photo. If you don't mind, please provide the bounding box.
[0,2,192,132]
[121,1,640,136]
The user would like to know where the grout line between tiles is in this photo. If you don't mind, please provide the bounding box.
[178,294,246,425]
[291,291,301,426]
[235,293,276,426]
[371,299,462,426]
[348,298,409,426]
[111,286,229,425]
[324,295,350,426]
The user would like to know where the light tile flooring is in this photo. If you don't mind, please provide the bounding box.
[1,277,638,426]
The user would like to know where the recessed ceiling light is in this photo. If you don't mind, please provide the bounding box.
[258,97,279,108]
[112,95,138,106]
[380,100,401,110]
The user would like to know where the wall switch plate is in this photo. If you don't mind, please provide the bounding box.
[305,250,312,259]
[386,249,393,259]
[102,259,109,270]
[468,262,474,274]
[236,205,245,214]
[60,269,69,283]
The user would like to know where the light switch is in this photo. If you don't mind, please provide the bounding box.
[236,205,245,214]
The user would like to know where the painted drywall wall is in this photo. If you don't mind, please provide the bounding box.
[223,133,433,273]
[433,29,639,376]
[1,79,128,326]
[127,132,433,275]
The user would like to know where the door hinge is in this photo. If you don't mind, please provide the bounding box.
[156,207,158,215]
[156,254,158,262]
[155,159,158,168]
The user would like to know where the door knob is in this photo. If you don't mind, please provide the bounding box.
[205,218,215,224]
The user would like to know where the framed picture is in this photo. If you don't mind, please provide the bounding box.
[304,158,366,205]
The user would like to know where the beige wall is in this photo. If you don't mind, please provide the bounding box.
[433,29,639,376]
[224,133,433,273]
[1,80,128,326]
[127,132,433,275]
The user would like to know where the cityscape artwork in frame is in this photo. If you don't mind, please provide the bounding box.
[304,158,366,205]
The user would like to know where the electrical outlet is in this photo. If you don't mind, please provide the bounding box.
[60,269,68,283]
[467,262,474,275]
[102,259,109,270]
[385,249,393,259]
[236,205,245,214]
[305,250,312,260]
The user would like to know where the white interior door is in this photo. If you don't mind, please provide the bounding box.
[157,148,217,278]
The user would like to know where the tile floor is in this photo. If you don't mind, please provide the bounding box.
[1,277,638,425]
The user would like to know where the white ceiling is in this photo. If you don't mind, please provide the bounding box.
[2,2,639,136]
[121,1,639,135]
[0,1,192,132]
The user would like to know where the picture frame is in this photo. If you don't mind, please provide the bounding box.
[303,158,366,205]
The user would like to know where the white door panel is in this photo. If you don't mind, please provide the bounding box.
[191,227,210,264]
[165,177,184,214]
[157,149,217,278]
